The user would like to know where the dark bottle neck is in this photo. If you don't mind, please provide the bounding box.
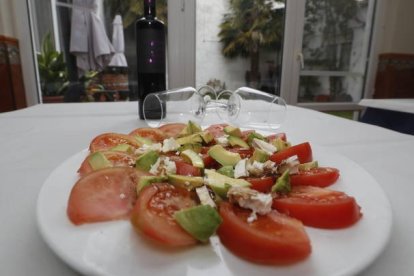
[144,0,156,19]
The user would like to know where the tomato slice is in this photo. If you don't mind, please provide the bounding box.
[267,133,287,142]
[175,160,201,176]
[158,123,186,138]
[217,202,311,264]
[272,186,362,229]
[291,167,340,187]
[245,177,275,193]
[78,151,135,177]
[269,142,313,164]
[130,183,198,246]
[204,123,228,138]
[67,167,149,225]
[129,127,166,142]
[89,133,140,153]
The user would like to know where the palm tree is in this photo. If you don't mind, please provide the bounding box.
[218,0,284,88]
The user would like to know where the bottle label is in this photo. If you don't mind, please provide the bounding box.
[137,29,166,73]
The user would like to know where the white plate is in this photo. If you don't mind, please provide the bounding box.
[37,146,392,276]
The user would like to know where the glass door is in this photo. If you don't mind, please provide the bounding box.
[281,0,376,111]
[194,0,286,95]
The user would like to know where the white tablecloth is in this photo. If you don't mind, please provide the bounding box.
[1,102,413,275]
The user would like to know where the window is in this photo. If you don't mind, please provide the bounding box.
[29,0,168,103]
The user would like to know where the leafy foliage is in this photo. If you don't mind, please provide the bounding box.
[218,0,284,86]
[37,32,68,96]
[104,0,168,28]
[218,0,283,58]
[301,0,368,99]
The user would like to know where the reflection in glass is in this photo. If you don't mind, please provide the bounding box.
[299,0,373,103]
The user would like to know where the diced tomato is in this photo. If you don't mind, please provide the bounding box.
[245,177,275,193]
[272,185,362,229]
[129,127,166,142]
[67,167,149,225]
[291,167,340,187]
[267,133,287,142]
[201,154,220,169]
[269,142,312,164]
[175,160,201,176]
[217,202,311,264]
[204,123,228,138]
[227,147,253,159]
[89,133,140,153]
[130,183,198,246]
[78,151,135,177]
[158,123,186,138]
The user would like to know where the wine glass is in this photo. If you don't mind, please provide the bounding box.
[142,86,287,131]
[142,87,206,128]
[215,87,287,131]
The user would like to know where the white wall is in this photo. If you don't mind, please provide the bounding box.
[0,0,15,36]
[379,0,414,54]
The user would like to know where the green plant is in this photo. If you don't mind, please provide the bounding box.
[37,32,68,97]
[218,0,284,87]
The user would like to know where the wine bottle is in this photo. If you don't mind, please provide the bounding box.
[136,0,166,119]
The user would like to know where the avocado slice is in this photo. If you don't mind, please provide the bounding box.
[110,144,134,153]
[271,170,291,194]
[181,149,204,168]
[178,143,202,153]
[134,135,154,145]
[271,137,291,151]
[137,175,168,192]
[247,131,265,145]
[217,165,235,178]
[208,145,241,167]
[175,134,203,145]
[204,169,250,197]
[178,121,203,137]
[224,126,242,137]
[251,148,270,163]
[298,160,319,171]
[135,150,159,171]
[228,136,249,149]
[168,174,204,189]
[174,205,222,242]
[199,131,214,144]
[88,152,112,170]
[188,120,202,133]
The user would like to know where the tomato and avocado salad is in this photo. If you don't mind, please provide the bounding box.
[66,121,362,265]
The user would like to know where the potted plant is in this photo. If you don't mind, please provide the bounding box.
[37,32,68,103]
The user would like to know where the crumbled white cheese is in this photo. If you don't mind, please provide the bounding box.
[215,135,229,146]
[162,138,179,153]
[196,186,216,208]
[227,186,272,216]
[135,143,162,154]
[163,157,177,174]
[278,155,300,175]
[247,211,258,223]
[234,158,249,178]
[149,158,161,175]
[252,138,277,155]
[246,160,264,176]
